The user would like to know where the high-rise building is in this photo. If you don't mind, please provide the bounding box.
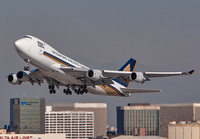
[10,98,45,134]
[117,103,160,136]
[45,106,94,139]
[51,103,107,137]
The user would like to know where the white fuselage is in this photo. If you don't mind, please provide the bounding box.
[14,36,128,97]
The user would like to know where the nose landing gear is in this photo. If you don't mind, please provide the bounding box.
[24,66,30,71]
[24,59,30,71]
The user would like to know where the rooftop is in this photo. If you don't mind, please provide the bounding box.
[52,103,107,108]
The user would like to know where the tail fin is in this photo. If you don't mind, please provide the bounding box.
[116,58,137,88]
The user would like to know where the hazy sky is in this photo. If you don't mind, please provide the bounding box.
[0,0,199,127]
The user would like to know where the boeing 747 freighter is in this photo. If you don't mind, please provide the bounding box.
[6,35,195,97]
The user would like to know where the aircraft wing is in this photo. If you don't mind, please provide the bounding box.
[60,67,132,79]
[103,70,195,79]
[121,88,162,94]
[143,70,195,78]
[102,70,195,85]
[23,69,45,86]
[60,66,115,87]
[60,66,194,86]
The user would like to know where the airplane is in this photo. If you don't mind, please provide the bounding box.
[6,35,195,97]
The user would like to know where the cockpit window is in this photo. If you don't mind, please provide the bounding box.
[23,36,32,39]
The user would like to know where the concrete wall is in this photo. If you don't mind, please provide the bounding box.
[159,106,193,137]
[168,124,200,139]
[195,106,200,121]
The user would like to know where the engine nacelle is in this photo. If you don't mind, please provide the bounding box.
[130,72,146,83]
[17,71,30,82]
[7,73,21,85]
[87,69,102,81]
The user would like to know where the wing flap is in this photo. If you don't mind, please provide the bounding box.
[60,66,88,72]
[29,69,45,85]
[121,88,162,94]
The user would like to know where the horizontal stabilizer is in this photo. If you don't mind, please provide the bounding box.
[121,88,162,94]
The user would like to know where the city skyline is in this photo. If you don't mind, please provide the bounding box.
[6,99,200,138]
[0,0,199,127]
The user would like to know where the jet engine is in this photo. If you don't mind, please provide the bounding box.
[130,72,146,83]
[7,73,21,85]
[87,70,102,81]
[17,71,30,82]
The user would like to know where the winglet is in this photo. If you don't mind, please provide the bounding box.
[188,70,195,75]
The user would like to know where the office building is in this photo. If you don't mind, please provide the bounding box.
[10,98,45,134]
[158,103,200,137]
[117,103,160,136]
[45,106,94,139]
[117,103,200,137]
[51,103,107,137]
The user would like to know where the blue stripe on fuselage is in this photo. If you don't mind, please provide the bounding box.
[43,51,75,67]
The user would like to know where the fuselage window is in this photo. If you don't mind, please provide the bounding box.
[37,41,45,49]
[23,36,32,39]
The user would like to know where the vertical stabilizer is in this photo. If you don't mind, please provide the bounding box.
[114,58,137,88]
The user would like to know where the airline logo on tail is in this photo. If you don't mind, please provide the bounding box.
[114,58,137,88]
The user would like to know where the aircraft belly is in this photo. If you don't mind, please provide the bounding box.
[88,83,126,97]
[87,86,107,95]
[43,70,82,85]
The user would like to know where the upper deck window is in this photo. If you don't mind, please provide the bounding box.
[37,41,45,49]
[23,36,32,39]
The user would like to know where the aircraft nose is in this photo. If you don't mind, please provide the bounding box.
[14,38,31,53]
[14,39,23,51]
